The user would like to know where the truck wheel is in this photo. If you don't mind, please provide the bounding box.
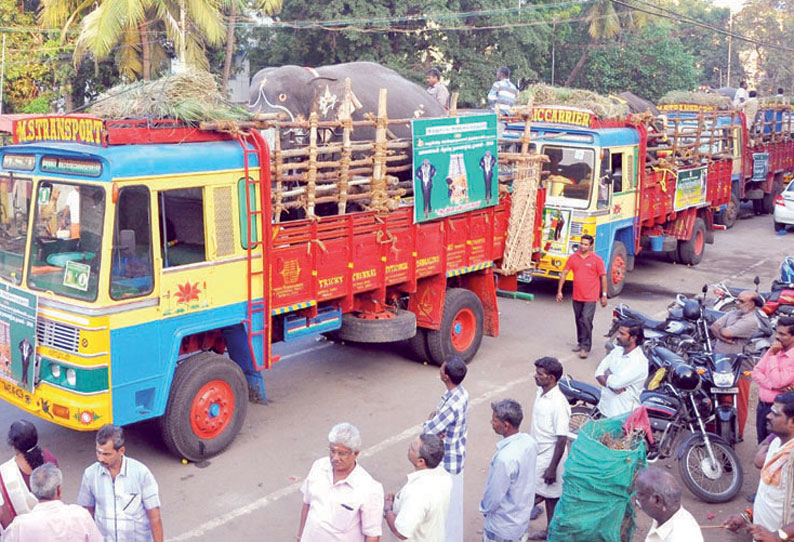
[335,309,416,343]
[716,193,739,229]
[160,352,248,461]
[606,241,627,298]
[753,198,765,215]
[763,182,784,215]
[426,288,484,365]
[408,328,432,363]
[678,218,706,265]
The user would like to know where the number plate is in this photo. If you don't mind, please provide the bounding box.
[710,387,738,394]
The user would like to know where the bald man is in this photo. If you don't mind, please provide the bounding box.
[633,468,703,542]
[711,289,762,440]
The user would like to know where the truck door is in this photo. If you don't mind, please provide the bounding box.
[606,147,637,221]
[156,187,210,317]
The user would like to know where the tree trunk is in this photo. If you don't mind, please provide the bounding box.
[222,3,238,94]
[139,23,151,80]
[564,47,589,87]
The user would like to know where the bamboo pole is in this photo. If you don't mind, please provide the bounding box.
[370,89,388,212]
[338,78,353,214]
[307,112,318,218]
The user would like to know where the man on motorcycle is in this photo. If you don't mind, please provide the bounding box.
[594,319,649,418]
[724,391,794,541]
[711,290,763,440]
[752,317,794,443]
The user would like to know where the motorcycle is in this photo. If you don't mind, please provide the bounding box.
[559,344,743,503]
[604,303,697,356]
[713,270,794,321]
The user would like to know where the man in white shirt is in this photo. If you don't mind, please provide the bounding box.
[528,357,570,540]
[634,467,703,542]
[594,319,648,418]
[734,80,748,107]
[724,391,794,541]
[384,434,451,542]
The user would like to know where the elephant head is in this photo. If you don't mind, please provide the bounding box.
[249,66,359,125]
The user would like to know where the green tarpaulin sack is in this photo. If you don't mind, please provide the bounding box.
[547,414,647,542]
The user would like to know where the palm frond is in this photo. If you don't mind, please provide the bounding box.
[255,0,281,16]
[115,26,143,81]
[185,0,225,45]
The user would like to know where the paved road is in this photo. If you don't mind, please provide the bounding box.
[1,210,789,541]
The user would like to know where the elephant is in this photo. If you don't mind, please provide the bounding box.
[248,62,447,141]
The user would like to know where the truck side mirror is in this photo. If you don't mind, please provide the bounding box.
[754,276,760,286]
[600,149,611,184]
[702,284,708,294]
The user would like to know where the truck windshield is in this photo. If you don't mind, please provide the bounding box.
[0,177,32,284]
[540,145,595,210]
[28,182,105,301]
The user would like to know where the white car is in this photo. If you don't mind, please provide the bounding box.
[775,180,794,232]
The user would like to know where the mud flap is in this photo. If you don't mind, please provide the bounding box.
[222,324,267,403]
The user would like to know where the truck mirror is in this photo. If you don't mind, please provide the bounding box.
[702,284,708,294]
[754,276,760,286]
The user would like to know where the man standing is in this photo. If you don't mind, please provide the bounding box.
[423,357,469,542]
[711,290,762,440]
[733,80,748,107]
[634,468,703,542]
[724,391,794,540]
[594,319,648,418]
[298,423,384,542]
[743,90,760,134]
[77,424,163,542]
[4,463,103,542]
[426,69,450,109]
[752,317,794,443]
[487,67,518,116]
[556,234,607,358]
[775,88,789,106]
[480,399,537,542]
[529,357,570,540]
[384,434,451,542]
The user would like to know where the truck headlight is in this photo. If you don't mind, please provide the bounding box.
[66,368,77,387]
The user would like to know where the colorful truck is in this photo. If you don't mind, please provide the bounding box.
[657,102,794,225]
[0,112,533,460]
[504,105,733,296]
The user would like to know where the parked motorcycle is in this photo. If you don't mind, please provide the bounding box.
[559,344,743,503]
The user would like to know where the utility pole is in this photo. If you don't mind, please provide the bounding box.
[0,35,6,115]
[726,12,733,87]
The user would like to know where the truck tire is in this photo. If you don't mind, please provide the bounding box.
[408,328,432,363]
[160,352,249,462]
[716,193,739,229]
[426,288,484,365]
[606,241,627,298]
[764,181,784,214]
[678,218,706,265]
[335,309,416,343]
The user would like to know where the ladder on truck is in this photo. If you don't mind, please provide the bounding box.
[235,129,278,369]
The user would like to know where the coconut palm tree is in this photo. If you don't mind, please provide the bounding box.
[221,0,282,91]
[564,0,646,86]
[42,0,225,81]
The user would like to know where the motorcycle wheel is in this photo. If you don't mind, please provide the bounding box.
[679,435,743,503]
[568,405,594,439]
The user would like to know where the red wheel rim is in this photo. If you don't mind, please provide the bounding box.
[694,229,704,256]
[611,254,626,286]
[450,308,476,352]
[190,380,235,439]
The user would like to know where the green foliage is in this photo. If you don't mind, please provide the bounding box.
[249,0,553,107]
[734,0,794,93]
[20,94,54,113]
[578,23,699,102]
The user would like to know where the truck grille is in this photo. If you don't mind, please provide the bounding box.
[569,221,584,237]
[36,318,80,353]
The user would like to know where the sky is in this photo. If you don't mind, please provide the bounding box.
[711,0,748,12]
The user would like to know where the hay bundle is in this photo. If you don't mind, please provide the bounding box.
[518,83,629,118]
[91,69,248,123]
[658,91,733,110]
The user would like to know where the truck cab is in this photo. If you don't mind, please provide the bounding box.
[504,107,640,296]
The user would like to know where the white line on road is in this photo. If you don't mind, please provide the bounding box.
[278,342,333,361]
[167,372,536,541]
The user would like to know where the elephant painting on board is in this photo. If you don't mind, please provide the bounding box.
[249,62,447,142]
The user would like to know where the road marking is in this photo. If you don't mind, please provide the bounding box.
[278,342,333,361]
[167,373,535,541]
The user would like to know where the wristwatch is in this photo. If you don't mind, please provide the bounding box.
[601,292,607,298]
[779,528,789,541]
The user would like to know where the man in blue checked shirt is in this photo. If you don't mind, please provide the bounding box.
[78,425,163,542]
[487,67,519,116]
[422,357,469,542]
[480,400,537,542]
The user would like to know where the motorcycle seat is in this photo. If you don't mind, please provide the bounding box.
[726,286,745,297]
[702,307,724,324]
[625,313,665,330]
[650,345,686,367]
[559,375,601,404]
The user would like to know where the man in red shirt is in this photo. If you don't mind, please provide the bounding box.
[556,235,607,358]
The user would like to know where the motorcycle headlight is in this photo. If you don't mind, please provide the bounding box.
[713,371,735,388]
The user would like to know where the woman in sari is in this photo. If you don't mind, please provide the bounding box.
[0,420,59,531]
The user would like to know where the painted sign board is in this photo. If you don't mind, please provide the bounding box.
[674,166,708,211]
[0,284,37,392]
[411,114,498,223]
